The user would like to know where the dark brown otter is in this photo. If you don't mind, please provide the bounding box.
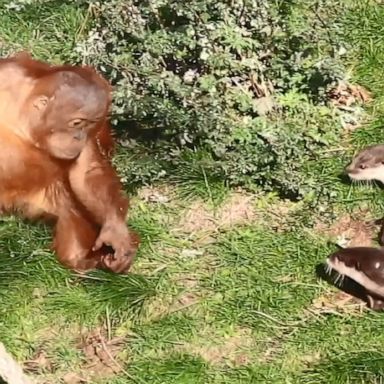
[345,144,384,244]
[326,247,384,310]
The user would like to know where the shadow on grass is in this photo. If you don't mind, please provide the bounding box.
[0,248,157,321]
[336,172,352,186]
[127,353,209,384]
[0,215,160,322]
[315,262,368,305]
[301,351,384,383]
[44,271,157,319]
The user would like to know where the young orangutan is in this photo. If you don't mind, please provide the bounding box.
[0,52,139,273]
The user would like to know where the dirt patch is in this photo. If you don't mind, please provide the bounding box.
[299,351,322,366]
[328,82,372,108]
[178,200,217,233]
[137,185,172,203]
[175,275,199,289]
[62,329,127,384]
[258,335,287,363]
[178,191,257,234]
[177,192,302,238]
[68,328,126,383]
[24,348,56,375]
[315,211,377,247]
[25,327,128,384]
[262,199,300,232]
[178,327,255,367]
[22,325,71,377]
[174,292,200,309]
[219,192,257,227]
[310,290,365,315]
[328,81,371,133]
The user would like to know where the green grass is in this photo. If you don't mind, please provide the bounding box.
[0,0,89,61]
[3,0,384,383]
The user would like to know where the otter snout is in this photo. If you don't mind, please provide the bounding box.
[345,164,358,175]
[325,255,341,274]
[327,251,360,271]
[328,251,345,264]
[327,255,339,266]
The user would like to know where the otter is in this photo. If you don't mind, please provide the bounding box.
[346,144,384,183]
[346,144,384,244]
[326,247,384,310]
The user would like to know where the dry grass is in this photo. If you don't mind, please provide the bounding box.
[177,326,255,367]
[315,209,378,247]
[177,192,257,234]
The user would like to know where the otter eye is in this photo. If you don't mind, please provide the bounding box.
[359,164,367,169]
[69,119,83,128]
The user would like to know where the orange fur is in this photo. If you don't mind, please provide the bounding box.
[0,52,139,274]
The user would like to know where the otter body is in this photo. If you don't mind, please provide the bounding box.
[327,247,384,310]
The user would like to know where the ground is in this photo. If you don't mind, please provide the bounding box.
[2,1,384,384]
[3,184,384,384]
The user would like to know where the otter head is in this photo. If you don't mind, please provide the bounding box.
[326,247,384,299]
[345,144,384,183]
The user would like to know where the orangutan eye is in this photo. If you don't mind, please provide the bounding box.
[69,119,83,128]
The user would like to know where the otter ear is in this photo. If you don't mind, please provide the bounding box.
[32,95,49,111]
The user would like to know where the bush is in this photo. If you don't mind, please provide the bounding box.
[1,0,350,198]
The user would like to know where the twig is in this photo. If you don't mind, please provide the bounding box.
[98,334,144,384]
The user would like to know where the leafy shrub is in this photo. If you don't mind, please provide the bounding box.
[70,0,349,198]
[2,0,350,198]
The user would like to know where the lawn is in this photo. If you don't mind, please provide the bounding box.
[2,1,384,383]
